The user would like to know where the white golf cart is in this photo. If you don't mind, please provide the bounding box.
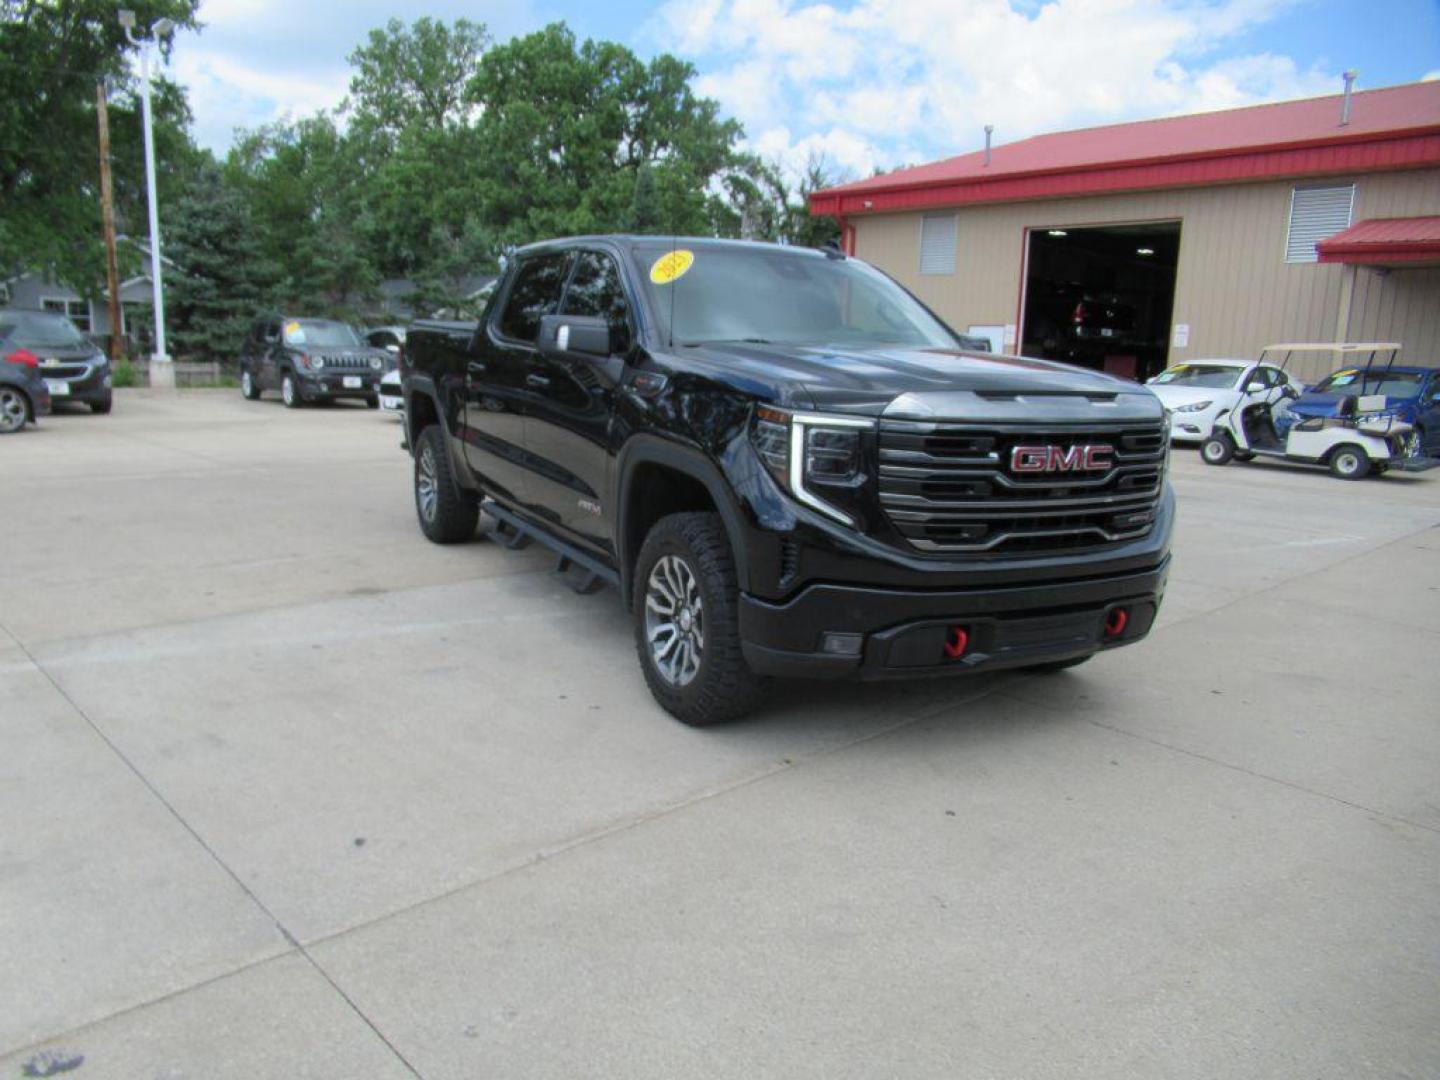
[1200,343,1437,480]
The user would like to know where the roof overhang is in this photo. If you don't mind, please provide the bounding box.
[810,129,1440,218]
[1316,215,1440,267]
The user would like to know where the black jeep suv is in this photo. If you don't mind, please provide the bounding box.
[239,316,391,408]
[404,237,1173,725]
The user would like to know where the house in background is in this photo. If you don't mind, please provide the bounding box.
[372,274,498,323]
[1,237,171,354]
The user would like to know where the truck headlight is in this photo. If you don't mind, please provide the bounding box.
[751,406,872,526]
[1173,400,1212,413]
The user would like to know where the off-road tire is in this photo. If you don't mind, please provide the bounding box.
[632,512,765,726]
[1328,443,1370,481]
[413,424,479,543]
[1200,432,1235,466]
[281,373,302,409]
[241,369,261,400]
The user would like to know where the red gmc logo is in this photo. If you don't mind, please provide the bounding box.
[1010,445,1114,473]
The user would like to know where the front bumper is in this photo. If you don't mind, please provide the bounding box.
[302,374,380,400]
[740,555,1169,679]
[1168,412,1215,442]
[42,368,111,405]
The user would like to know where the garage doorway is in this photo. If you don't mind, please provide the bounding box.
[1020,221,1181,381]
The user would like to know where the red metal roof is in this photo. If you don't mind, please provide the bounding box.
[810,82,1440,218]
[1316,215,1440,265]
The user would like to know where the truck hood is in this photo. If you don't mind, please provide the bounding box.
[677,341,1160,417]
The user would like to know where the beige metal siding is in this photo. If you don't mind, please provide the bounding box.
[852,168,1440,384]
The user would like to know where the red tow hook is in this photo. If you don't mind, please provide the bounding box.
[943,626,970,659]
[1104,607,1130,638]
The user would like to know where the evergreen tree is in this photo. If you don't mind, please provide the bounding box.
[167,162,276,362]
[623,164,662,234]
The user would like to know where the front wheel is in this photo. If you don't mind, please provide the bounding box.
[633,512,765,726]
[365,395,379,410]
[241,369,260,400]
[1201,432,1235,466]
[90,395,113,415]
[1328,443,1371,480]
[281,373,301,409]
[0,387,29,433]
[413,425,479,543]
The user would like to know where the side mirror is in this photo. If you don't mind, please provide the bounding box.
[1245,380,1267,393]
[1431,391,1440,404]
[539,313,611,359]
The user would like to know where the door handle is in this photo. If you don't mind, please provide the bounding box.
[526,373,551,388]
[467,361,488,376]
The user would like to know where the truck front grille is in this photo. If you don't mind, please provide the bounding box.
[877,420,1166,555]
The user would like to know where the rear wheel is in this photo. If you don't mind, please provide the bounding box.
[0,387,29,433]
[413,425,479,543]
[281,373,301,408]
[241,369,261,400]
[633,512,765,726]
[1328,443,1371,480]
[1201,432,1235,466]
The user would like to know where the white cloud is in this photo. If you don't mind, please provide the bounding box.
[169,0,540,153]
[1423,70,1440,82]
[653,0,1338,176]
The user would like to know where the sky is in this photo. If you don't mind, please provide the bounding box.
[171,0,1440,180]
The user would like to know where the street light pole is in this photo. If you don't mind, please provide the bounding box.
[119,10,175,386]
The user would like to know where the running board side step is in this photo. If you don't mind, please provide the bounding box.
[482,501,620,594]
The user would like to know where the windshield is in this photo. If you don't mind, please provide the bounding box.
[633,243,958,350]
[0,310,91,349]
[283,319,360,348]
[1311,369,1424,399]
[1151,364,1243,389]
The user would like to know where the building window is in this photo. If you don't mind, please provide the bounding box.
[919,214,958,275]
[1285,184,1354,263]
[41,297,93,332]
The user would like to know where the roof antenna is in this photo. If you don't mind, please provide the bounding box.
[983,125,994,167]
[1340,70,1357,126]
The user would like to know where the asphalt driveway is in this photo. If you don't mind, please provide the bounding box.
[2,390,1438,1079]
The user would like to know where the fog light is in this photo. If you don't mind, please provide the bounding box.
[821,632,863,657]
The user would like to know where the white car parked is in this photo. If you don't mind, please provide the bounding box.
[1147,359,1303,443]
[378,366,404,416]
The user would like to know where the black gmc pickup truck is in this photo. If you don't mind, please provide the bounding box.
[403,237,1172,725]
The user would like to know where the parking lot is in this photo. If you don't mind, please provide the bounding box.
[2,389,1438,1078]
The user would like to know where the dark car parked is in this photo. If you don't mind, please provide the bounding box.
[238,316,392,408]
[1285,365,1440,456]
[1,322,54,433]
[403,236,1172,725]
[0,309,112,415]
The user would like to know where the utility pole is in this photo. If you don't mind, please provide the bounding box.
[96,81,124,364]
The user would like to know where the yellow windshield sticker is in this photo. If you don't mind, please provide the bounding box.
[285,321,301,335]
[649,249,694,285]
[1333,368,1357,377]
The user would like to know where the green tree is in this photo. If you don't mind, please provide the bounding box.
[467,23,751,245]
[0,0,201,291]
[623,163,662,234]
[347,17,489,140]
[167,160,276,361]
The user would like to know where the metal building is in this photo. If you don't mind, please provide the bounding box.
[810,81,1440,383]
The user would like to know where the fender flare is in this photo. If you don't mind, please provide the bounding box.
[403,373,476,491]
[614,435,752,603]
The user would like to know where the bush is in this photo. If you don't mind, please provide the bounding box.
[112,361,139,388]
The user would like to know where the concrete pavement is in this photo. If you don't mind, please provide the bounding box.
[2,390,1437,1078]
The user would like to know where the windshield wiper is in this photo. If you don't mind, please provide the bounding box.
[682,337,778,346]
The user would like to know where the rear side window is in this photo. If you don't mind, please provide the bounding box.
[498,254,570,343]
[561,252,631,353]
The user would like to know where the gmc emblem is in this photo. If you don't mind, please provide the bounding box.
[1010,444,1113,473]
